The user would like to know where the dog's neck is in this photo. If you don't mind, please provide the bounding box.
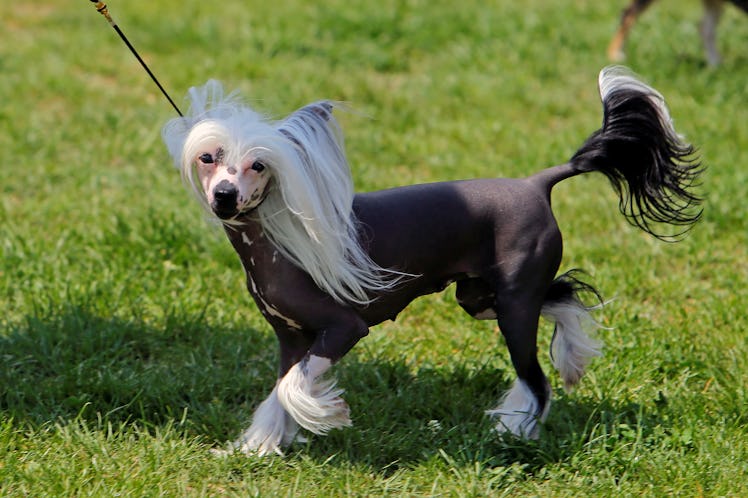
[222,215,276,289]
[223,214,264,242]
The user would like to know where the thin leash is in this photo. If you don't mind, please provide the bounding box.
[89,0,183,117]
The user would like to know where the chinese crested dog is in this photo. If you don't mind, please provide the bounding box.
[162,67,702,456]
[608,0,748,66]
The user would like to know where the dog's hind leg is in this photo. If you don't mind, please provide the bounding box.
[542,271,604,391]
[485,291,552,439]
[701,0,725,66]
[477,192,565,439]
[608,0,656,61]
[456,279,550,437]
[460,272,604,438]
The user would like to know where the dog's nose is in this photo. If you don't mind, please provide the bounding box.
[214,181,238,203]
[212,180,238,217]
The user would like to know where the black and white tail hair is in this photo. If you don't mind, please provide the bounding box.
[492,68,702,438]
[570,66,703,240]
[546,67,702,387]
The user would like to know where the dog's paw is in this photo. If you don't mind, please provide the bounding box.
[211,423,306,458]
[209,445,236,458]
[485,379,549,440]
[487,410,541,440]
[211,435,283,458]
[209,432,286,458]
[276,359,353,435]
[212,383,303,457]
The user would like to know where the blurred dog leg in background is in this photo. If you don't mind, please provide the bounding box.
[608,0,748,65]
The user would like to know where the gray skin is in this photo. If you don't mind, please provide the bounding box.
[206,74,702,434]
[220,166,573,411]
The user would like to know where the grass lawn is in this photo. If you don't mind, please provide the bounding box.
[1,0,747,495]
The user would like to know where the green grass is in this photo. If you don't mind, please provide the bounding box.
[1,0,747,495]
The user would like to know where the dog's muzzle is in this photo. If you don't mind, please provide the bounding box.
[212,180,239,219]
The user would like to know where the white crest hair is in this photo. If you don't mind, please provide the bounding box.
[162,81,409,305]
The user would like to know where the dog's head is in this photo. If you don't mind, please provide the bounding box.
[182,118,274,220]
[163,81,406,305]
[162,80,339,222]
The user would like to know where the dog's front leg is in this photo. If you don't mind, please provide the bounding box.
[275,353,352,436]
[219,331,314,457]
[219,380,300,457]
[221,315,367,456]
[228,354,348,457]
[276,315,369,437]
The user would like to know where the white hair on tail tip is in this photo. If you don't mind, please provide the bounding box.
[162,80,412,305]
[598,65,684,143]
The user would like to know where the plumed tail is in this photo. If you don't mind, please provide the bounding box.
[569,66,703,241]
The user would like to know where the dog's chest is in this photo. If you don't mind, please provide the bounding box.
[223,224,307,330]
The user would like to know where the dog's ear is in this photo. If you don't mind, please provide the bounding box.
[308,102,333,121]
[289,101,333,121]
[277,101,338,149]
[285,101,336,127]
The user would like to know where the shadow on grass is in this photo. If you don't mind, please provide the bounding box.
[0,304,277,441]
[0,304,673,472]
[293,359,675,475]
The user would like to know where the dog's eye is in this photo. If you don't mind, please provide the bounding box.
[198,153,214,164]
[251,161,266,172]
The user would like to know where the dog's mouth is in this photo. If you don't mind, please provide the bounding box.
[209,178,272,221]
[211,198,241,219]
[213,206,240,220]
[212,197,261,220]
